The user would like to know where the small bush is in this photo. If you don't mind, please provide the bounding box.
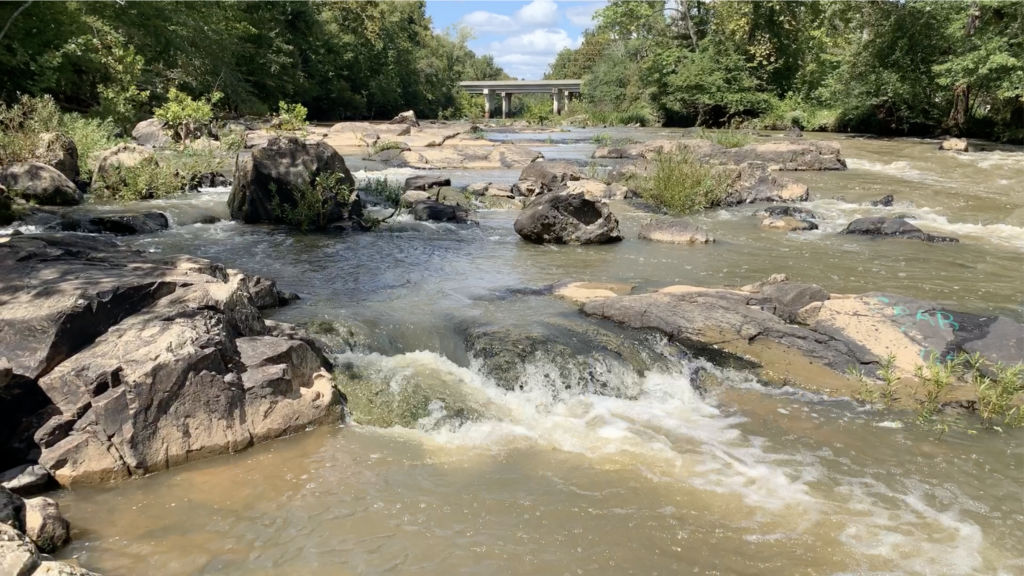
[220,132,246,153]
[94,157,183,201]
[273,171,352,232]
[370,140,405,155]
[634,150,730,214]
[0,94,61,165]
[59,113,122,180]
[274,101,308,131]
[155,88,222,144]
[696,128,752,149]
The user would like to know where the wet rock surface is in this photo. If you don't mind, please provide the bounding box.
[0,163,82,207]
[576,277,1023,400]
[411,199,475,224]
[57,212,169,236]
[0,234,341,486]
[842,217,959,243]
[513,192,622,245]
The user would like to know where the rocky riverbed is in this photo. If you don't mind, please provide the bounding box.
[1,119,1022,575]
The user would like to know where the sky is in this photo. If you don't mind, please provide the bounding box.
[425,0,608,80]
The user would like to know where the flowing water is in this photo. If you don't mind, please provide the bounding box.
[36,129,1024,575]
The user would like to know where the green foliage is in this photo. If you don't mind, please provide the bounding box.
[0,94,61,165]
[369,140,406,156]
[634,150,731,214]
[272,172,352,232]
[274,101,308,131]
[914,353,963,425]
[361,177,403,209]
[93,157,182,202]
[220,132,246,154]
[60,113,122,181]
[155,89,222,144]
[695,128,753,149]
[970,360,1024,429]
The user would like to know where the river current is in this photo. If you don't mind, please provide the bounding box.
[41,129,1024,575]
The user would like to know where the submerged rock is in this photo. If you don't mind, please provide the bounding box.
[0,163,82,206]
[228,136,361,227]
[869,194,895,207]
[842,217,958,243]
[513,192,622,245]
[0,234,341,486]
[57,211,170,236]
[404,175,450,191]
[638,219,714,244]
[754,205,818,220]
[938,137,968,152]
[411,199,475,224]
[760,216,818,231]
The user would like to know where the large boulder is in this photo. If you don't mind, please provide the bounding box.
[404,175,450,191]
[0,163,82,206]
[0,185,14,225]
[22,497,69,553]
[722,140,847,171]
[388,110,419,127]
[132,118,172,148]
[228,136,360,226]
[0,465,52,497]
[761,216,818,231]
[57,212,170,236]
[518,160,582,191]
[32,133,79,182]
[842,217,958,243]
[721,162,809,205]
[90,144,157,196]
[0,234,342,486]
[0,487,24,531]
[514,192,622,245]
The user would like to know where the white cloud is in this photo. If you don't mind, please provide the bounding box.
[565,2,605,28]
[516,0,559,28]
[488,28,581,79]
[460,10,516,34]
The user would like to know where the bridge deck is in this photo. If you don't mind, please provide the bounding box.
[458,80,582,94]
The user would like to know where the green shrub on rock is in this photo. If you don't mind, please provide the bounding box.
[272,172,353,232]
[633,150,731,215]
[274,102,308,132]
[155,88,222,144]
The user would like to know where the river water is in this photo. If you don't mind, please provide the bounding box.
[48,129,1024,575]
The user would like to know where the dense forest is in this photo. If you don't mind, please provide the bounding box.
[0,0,504,127]
[549,0,1024,141]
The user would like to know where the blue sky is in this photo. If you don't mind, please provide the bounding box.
[425,1,608,79]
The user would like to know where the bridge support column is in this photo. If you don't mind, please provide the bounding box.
[552,88,562,116]
[501,92,511,119]
[482,89,492,119]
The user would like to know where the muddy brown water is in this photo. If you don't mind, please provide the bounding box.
[28,130,1024,575]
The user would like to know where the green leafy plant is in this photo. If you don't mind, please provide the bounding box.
[272,172,352,232]
[695,128,753,149]
[93,157,183,201]
[369,140,406,155]
[60,113,122,181]
[633,150,731,215]
[155,88,222,144]
[0,94,61,166]
[220,132,246,153]
[274,101,308,131]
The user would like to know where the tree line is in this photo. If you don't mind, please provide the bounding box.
[549,0,1023,141]
[0,1,505,129]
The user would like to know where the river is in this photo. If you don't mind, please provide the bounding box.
[47,129,1024,575]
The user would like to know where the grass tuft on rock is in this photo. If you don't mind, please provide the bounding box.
[632,150,731,215]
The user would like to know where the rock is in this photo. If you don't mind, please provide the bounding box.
[760,216,818,231]
[869,194,895,207]
[33,562,102,576]
[57,212,170,236]
[593,138,717,160]
[249,276,292,310]
[466,181,491,196]
[90,144,157,197]
[0,466,52,497]
[0,363,54,472]
[638,219,714,244]
[401,190,431,205]
[749,282,830,323]
[0,163,82,206]
[753,205,817,220]
[187,171,231,191]
[553,281,634,305]
[0,487,24,531]
[132,118,172,148]
[367,148,406,163]
[518,160,582,191]
[388,110,419,127]
[32,133,79,182]
[404,175,450,191]
[513,192,622,245]
[22,497,69,553]
[842,217,958,243]
[722,140,847,171]
[721,162,809,205]
[0,185,14,226]
[938,138,968,152]
[511,180,541,198]
[0,523,39,576]
[476,196,524,210]
[0,234,341,485]
[411,200,474,224]
[228,136,361,226]
[785,126,804,138]
[563,179,616,201]
[388,144,541,170]
[482,185,513,198]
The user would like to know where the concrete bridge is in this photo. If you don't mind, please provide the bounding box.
[458,80,582,119]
